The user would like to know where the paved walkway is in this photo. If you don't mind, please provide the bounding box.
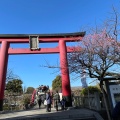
[0,107,104,120]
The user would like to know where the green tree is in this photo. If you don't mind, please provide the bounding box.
[52,75,62,91]
[5,79,23,94]
[26,87,34,94]
[81,86,101,95]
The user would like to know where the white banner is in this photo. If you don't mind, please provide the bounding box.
[81,74,88,88]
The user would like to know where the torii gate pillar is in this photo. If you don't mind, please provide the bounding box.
[0,41,9,110]
[59,40,72,107]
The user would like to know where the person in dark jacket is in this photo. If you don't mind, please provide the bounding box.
[112,101,120,120]
[60,97,66,110]
[37,95,42,109]
[46,91,52,112]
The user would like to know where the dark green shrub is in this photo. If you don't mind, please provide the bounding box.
[81,86,101,95]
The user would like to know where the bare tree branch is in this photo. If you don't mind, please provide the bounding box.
[68,30,120,80]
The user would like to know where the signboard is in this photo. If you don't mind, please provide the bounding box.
[109,84,120,108]
[29,36,39,50]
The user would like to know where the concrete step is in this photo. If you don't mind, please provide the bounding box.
[9,114,96,120]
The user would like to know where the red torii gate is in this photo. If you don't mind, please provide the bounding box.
[0,32,85,111]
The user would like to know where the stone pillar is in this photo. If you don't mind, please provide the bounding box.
[0,41,9,111]
[59,40,72,107]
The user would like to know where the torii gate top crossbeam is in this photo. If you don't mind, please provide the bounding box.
[0,32,85,54]
[0,32,85,43]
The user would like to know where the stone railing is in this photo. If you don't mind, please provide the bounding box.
[74,92,106,111]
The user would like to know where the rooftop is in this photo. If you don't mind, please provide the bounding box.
[0,32,85,38]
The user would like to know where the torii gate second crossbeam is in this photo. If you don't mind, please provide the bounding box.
[0,32,85,111]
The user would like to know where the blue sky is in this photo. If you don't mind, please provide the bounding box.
[0,0,120,89]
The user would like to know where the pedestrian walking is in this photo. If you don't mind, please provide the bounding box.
[46,91,52,112]
[60,97,66,110]
[53,90,60,111]
[37,95,42,109]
